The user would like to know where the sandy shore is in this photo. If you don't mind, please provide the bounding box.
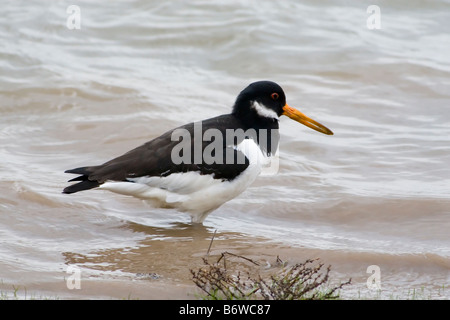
[2,232,447,300]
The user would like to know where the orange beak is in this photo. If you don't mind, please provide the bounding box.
[282,104,333,135]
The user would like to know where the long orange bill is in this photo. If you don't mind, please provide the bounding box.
[282,104,333,135]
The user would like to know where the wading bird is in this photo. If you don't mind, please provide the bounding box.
[63,81,333,223]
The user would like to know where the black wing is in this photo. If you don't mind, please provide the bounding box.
[63,114,254,194]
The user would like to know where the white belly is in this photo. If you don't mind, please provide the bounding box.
[100,138,270,223]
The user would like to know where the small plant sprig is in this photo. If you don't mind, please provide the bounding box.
[190,253,351,300]
[257,258,351,300]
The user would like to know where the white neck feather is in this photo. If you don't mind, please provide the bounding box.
[251,101,279,120]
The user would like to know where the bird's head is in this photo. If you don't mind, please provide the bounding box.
[233,81,333,135]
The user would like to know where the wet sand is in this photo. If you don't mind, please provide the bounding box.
[2,223,447,300]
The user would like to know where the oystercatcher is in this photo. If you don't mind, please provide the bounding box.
[63,81,333,223]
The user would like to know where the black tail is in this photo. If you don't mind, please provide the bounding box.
[63,167,101,194]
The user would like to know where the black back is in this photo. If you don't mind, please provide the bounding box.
[63,114,280,194]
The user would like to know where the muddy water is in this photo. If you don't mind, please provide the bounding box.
[1,0,449,299]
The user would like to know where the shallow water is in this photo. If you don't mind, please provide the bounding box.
[1,0,449,299]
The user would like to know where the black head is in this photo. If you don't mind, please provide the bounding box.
[232,80,334,135]
[232,81,286,123]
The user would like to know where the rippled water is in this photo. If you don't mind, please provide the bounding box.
[1,0,449,299]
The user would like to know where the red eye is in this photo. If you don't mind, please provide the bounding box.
[271,93,279,100]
